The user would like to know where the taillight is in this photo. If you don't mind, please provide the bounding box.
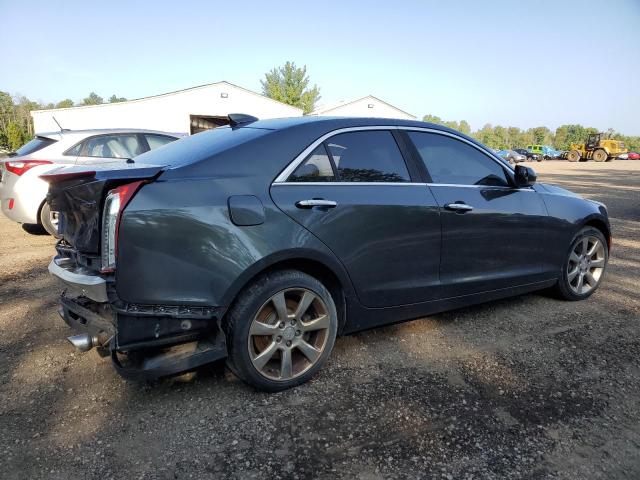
[5,160,52,176]
[101,181,145,273]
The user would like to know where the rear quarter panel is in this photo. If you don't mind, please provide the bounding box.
[116,177,353,307]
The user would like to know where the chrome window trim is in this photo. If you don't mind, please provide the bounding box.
[273,182,427,187]
[426,183,535,191]
[273,125,515,185]
[272,182,532,191]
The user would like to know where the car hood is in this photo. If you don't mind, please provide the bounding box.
[536,182,607,209]
[535,182,581,197]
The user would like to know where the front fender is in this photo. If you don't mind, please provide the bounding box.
[536,184,610,271]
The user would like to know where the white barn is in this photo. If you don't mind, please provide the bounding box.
[31,81,303,135]
[311,95,416,120]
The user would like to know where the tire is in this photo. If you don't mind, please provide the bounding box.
[553,227,608,301]
[567,150,581,162]
[39,202,61,238]
[592,149,607,162]
[224,270,338,392]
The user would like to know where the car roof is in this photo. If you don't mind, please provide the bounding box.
[242,115,451,132]
[36,128,183,139]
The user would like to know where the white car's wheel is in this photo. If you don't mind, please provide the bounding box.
[39,202,61,238]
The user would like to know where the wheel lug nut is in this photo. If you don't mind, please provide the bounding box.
[295,330,301,336]
[279,322,285,328]
[276,336,282,342]
[290,319,296,325]
[286,340,292,347]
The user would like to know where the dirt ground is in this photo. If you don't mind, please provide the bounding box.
[0,160,639,479]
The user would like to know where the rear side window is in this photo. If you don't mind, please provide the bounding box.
[408,132,510,187]
[13,136,57,156]
[326,131,410,182]
[64,142,83,156]
[289,144,335,182]
[83,134,145,159]
[145,134,177,150]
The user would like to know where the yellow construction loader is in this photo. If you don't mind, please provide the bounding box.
[566,132,627,162]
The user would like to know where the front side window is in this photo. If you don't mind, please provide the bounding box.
[289,144,335,182]
[408,132,510,187]
[83,134,144,159]
[326,131,410,182]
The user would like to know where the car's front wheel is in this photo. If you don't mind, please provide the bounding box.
[554,227,608,300]
[225,270,338,391]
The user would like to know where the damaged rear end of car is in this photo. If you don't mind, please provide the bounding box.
[44,163,228,379]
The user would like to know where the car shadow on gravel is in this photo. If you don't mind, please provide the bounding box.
[20,223,48,236]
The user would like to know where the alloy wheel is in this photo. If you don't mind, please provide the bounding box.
[567,235,606,295]
[50,210,59,228]
[248,288,331,381]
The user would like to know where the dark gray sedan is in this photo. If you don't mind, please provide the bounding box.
[45,115,611,391]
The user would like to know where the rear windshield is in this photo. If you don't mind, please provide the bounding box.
[12,136,57,156]
[132,126,271,167]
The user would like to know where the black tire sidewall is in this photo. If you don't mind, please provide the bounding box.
[556,227,608,301]
[225,270,338,392]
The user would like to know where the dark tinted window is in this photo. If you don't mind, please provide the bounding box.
[326,131,410,182]
[13,136,57,156]
[408,132,510,187]
[289,144,335,182]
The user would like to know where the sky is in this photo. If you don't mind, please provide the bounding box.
[1,0,639,134]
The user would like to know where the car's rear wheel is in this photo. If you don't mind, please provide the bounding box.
[39,202,61,238]
[224,270,338,391]
[554,227,608,301]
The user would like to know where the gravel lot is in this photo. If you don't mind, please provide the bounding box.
[1,161,639,479]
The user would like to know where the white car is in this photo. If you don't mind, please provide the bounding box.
[0,129,180,235]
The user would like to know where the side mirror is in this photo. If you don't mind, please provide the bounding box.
[514,164,537,187]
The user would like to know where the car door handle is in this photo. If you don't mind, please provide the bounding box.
[295,199,338,209]
[444,202,474,212]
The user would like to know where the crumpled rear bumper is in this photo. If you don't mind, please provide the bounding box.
[48,256,108,303]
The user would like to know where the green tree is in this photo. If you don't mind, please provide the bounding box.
[528,126,553,145]
[422,114,443,125]
[492,126,510,150]
[261,62,320,114]
[108,95,127,103]
[423,115,471,135]
[81,92,103,106]
[55,99,74,108]
[506,127,524,148]
[0,91,14,139]
[473,123,498,148]
[554,124,588,150]
[458,120,471,135]
[7,122,26,150]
